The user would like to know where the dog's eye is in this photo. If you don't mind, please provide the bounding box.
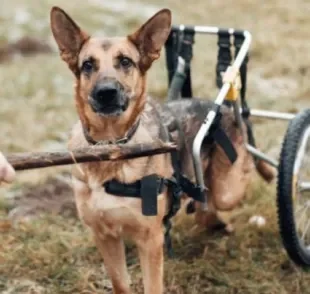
[119,57,133,68]
[82,60,93,72]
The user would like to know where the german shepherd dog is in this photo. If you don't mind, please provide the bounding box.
[50,7,275,293]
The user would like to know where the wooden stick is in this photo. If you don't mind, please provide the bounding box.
[5,142,177,171]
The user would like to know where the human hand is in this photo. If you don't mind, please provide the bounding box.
[0,152,15,184]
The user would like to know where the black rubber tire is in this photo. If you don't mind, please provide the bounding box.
[277,108,310,267]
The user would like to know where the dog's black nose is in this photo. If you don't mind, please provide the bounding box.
[92,82,118,101]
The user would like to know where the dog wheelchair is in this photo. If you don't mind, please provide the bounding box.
[164,24,310,268]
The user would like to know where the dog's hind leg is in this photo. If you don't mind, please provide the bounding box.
[210,141,254,212]
[94,235,131,294]
[185,153,227,231]
[136,227,164,294]
[256,158,276,183]
[193,141,253,232]
[194,196,225,230]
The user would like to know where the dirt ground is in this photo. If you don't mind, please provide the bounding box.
[1,0,310,293]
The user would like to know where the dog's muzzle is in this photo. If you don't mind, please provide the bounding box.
[89,81,129,116]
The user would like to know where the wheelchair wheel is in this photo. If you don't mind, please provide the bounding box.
[277,108,310,267]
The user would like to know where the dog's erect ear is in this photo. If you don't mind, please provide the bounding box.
[128,9,171,72]
[50,7,89,76]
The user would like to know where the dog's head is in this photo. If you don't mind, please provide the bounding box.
[50,7,171,121]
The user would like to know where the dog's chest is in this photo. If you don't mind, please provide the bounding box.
[74,157,168,237]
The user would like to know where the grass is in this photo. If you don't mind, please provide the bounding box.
[1,0,310,293]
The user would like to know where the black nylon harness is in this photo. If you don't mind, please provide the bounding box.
[83,105,238,257]
[103,135,205,215]
[83,120,207,257]
[104,174,165,216]
[102,132,206,258]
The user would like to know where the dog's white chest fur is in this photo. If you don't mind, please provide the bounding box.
[72,166,166,239]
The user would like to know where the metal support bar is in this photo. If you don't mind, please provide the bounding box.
[249,109,295,121]
[167,56,186,101]
[192,29,252,211]
[294,126,310,176]
[192,84,230,209]
[246,144,278,168]
[172,25,230,35]
[299,182,310,192]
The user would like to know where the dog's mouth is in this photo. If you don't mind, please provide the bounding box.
[88,96,129,117]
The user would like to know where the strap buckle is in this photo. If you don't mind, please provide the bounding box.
[222,66,242,101]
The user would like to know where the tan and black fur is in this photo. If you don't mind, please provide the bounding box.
[50,7,275,294]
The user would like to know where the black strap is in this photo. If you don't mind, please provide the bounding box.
[216,30,232,90]
[179,174,205,202]
[165,31,179,86]
[179,31,195,98]
[141,175,160,216]
[244,118,256,146]
[103,174,165,216]
[234,34,249,118]
[216,31,232,108]
[212,127,237,164]
[104,179,142,197]
[203,106,238,164]
[233,34,257,157]
[165,30,195,99]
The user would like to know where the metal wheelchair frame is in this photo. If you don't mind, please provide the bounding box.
[166,25,296,210]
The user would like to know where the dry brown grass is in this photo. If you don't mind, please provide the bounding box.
[1,0,310,293]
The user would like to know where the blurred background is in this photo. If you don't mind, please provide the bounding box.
[1,0,310,293]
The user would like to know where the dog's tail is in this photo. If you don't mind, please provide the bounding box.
[255,159,276,183]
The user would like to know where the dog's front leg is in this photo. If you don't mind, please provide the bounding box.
[94,235,131,294]
[137,225,164,294]
[72,175,131,293]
